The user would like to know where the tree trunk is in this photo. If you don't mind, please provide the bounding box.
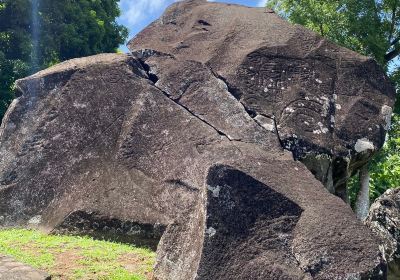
[355,164,370,220]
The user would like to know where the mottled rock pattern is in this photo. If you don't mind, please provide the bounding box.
[0,52,386,280]
[129,0,396,199]
[0,1,396,279]
[0,255,50,280]
[366,188,400,261]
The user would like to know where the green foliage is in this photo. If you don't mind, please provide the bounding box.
[0,0,32,118]
[348,175,360,208]
[370,115,400,194]
[0,0,128,120]
[268,0,400,201]
[38,0,128,67]
[0,228,155,280]
[267,0,398,66]
[268,1,372,59]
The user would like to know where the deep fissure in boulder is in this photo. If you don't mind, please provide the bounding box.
[140,58,234,140]
[0,0,396,279]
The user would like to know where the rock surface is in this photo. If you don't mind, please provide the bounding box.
[129,0,396,199]
[366,188,400,261]
[0,255,50,280]
[0,1,396,279]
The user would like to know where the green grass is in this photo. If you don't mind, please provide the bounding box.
[0,229,155,280]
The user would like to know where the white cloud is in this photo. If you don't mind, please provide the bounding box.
[257,0,267,7]
[119,0,176,26]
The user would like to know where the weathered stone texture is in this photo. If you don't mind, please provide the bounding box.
[129,0,395,198]
[366,188,400,261]
[0,0,396,279]
[0,255,50,280]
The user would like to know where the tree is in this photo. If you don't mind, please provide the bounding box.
[369,114,400,197]
[0,0,128,119]
[355,164,370,220]
[267,0,400,208]
[0,0,31,117]
[38,0,128,67]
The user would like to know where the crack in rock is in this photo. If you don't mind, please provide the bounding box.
[138,59,233,141]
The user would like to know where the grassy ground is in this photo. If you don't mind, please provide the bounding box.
[0,229,155,280]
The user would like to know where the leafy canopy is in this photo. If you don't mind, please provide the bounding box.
[38,0,128,68]
[267,0,400,68]
[0,0,128,118]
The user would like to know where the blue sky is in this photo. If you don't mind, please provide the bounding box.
[117,0,266,52]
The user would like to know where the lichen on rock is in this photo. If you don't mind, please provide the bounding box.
[0,1,396,279]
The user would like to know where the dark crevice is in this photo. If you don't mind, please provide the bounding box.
[165,179,199,192]
[206,65,288,150]
[258,113,275,120]
[207,66,242,100]
[176,44,190,50]
[148,73,159,84]
[52,211,165,250]
[253,112,285,151]
[138,59,150,72]
[138,58,233,141]
[137,59,159,84]
[170,96,232,140]
[206,66,257,121]
[198,19,211,26]
[272,116,285,149]
[244,107,257,118]
[252,116,269,131]
[160,88,232,140]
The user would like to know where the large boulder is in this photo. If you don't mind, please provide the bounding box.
[366,188,400,261]
[129,0,396,199]
[0,1,395,279]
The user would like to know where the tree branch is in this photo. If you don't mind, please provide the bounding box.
[388,0,398,43]
[386,0,400,62]
[318,22,324,36]
[385,46,400,62]
[391,36,400,46]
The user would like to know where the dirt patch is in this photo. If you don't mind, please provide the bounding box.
[50,250,84,280]
[119,253,154,279]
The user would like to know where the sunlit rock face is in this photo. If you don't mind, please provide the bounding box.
[129,0,396,198]
[0,0,396,279]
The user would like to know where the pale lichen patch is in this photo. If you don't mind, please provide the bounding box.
[313,122,329,134]
[285,107,295,113]
[72,102,87,109]
[28,215,42,225]
[354,138,375,153]
[207,185,221,198]
[206,227,216,237]
[254,115,275,132]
